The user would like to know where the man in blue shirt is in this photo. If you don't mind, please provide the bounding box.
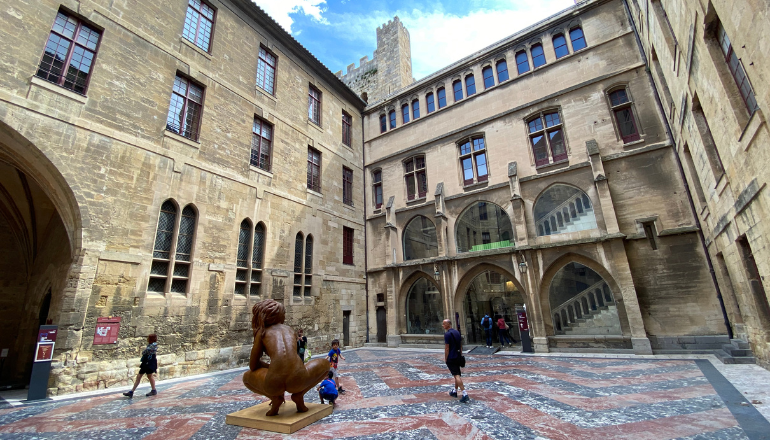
[443,319,469,403]
[480,314,493,348]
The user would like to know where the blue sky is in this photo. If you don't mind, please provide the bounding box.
[256,0,577,80]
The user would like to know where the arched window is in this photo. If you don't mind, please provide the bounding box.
[402,103,410,123]
[569,27,587,51]
[235,220,265,297]
[149,200,196,294]
[465,74,476,96]
[437,87,447,109]
[293,233,313,297]
[458,136,488,186]
[463,270,524,344]
[406,277,442,334]
[403,216,438,261]
[404,156,427,201]
[236,219,251,295]
[456,202,514,252]
[379,114,387,133]
[252,223,265,296]
[496,59,509,82]
[531,44,546,68]
[412,99,420,119]
[515,50,529,74]
[527,110,567,167]
[482,66,494,89]
[426,92,435,113]
[453,80,463,102]
[372,169,383,209]
[553,34,569,58]
[388,110,396,129]
[549,262,619,335]
[608,87,641,143]
[534,185,596,236]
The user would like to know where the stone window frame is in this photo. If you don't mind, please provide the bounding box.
[235,219,266,298]
[166,73,205,141]
[482,64,495,89]
[525,107,570,168]
[342,110,352,147]
[372,168,384,209]
[515,47,531,75]
[496,58,510,82]
[452,79,463,103]
[412,98,420,120]
[308,83,322,125]
[569,26,588,52]
[465,73,477,97]
[553,33,570,59]
[307,146,322,193]
[457,134,489,187]
[148,199,198,296]
[293,232,314,298]
[182,0,217,53]
[425,91,435,114]
[343,226,354,265]
[530,41,547,69]
[251,116,273,171]
[379,113,387,133]
[403,155,428,202]
[437,86,447,109]
[401,102,410,124]
[256,44,277,95]
[35,9,103,96]
[388,109,397,129]
[343,166,354,206]
[604,84,643,144]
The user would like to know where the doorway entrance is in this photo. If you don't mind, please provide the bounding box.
[463,270,526,344]
[376,307,386,343]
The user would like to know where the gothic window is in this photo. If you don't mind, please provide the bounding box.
[608,87,641,143]
[482,66,495,89]
[553,34,569,58]
[534,184,596,236]
[527,110,567,167]
[36,10,102,95]
[149,200,197,294]
[307,147,322,193]
[426,93,435,113]
[496,59,509,82]
[251,117,272,171]
[453,80,463,102]
[166,74,204,141]
[343,166,353,206]
[342,111,352,147]
[455,202,514,252]
[531,44,546,68]
[308,84,321,125]
[293,233,314,298]
[343,226,354,265]
[372,169,383,209]
[569,27,587,51]
[437,88,447,109]
[412,100,420,119]
[389,110,396,129]
[402,103,410,123]
[717,21,758,113]
[465,74,476,96]
[256,45,276,94]
[458,136,488,186]
[403,215,438,261]
[516,50,530,74]
[182,0,215,52]
[380,114,387,133]
[404,156,427,201]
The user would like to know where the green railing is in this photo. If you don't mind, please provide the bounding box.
[469,240,514,252]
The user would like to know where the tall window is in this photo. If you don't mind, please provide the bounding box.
[256,46,276,94]
[412,100,420,119]
[373,169,383,209]
[402,103,410,123]
[437,88,447,109]
[251,117,272,171]
[149,200,197,294]
[717,22,758,113]
[608,88,640,143]
[482,66,495,89]
[380,114,387,133]
[183,0,215,52]
[166,75,204,141]
[426,93,435,113]
[342,111,352,147]
[36,11,101,95]
[516,51,530,74]
[553,34,569,58]
[453,80,463,102]
[389,110,396,129]
[528,111,567,167]
[343,166,353,206]
[459,137,488,186]
[343,227,354,265]
[293,233,313,297]
[570,27,587,51]
[531,44,546,68]
[307,147,322,193]
[235,221,265,297]
[404,156,427,201]
[308,85,321,125]
[465,74,476,96]
[496,59,509,82]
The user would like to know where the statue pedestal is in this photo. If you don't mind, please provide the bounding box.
[226,401,333,434]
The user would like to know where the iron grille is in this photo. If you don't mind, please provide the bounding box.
[304,237,313,274]
[173,263,189,278]
[147,277,165,292]
[170,279,187,293]
[237,221,250,267]
[252,224,264,268]
[294,234,303,273]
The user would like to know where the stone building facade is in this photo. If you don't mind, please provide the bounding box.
[0,0,366,395]
[627,0,770,367]
[336,17,414,104]
[362,0,732,355]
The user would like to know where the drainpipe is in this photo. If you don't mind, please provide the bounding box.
[621,0,733,339]
[362,110,370,343]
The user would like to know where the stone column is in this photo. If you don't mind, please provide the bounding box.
[586,140,620,234]
[508,162,529,247]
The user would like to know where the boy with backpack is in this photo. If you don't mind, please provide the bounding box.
[480,314,493,348]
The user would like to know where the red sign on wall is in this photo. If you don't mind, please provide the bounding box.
[37,327,58,343]
[93,317,121,345]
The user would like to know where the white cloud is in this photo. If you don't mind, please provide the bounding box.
[254,0,328,33]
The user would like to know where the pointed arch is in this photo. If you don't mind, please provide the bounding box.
[534,183,596,236]
[397,269,443,335]
[455,201,514,253]
[403,215,438,261]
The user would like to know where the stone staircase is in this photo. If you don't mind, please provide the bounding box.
[715,339,757,364]
[556,304,622,335]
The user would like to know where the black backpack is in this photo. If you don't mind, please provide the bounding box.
[482,316,489,327]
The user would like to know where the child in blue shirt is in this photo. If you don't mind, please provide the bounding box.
[318,370,338,406]
[326,339,346,393]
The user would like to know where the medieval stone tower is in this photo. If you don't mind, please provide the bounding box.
[336,16,413,104]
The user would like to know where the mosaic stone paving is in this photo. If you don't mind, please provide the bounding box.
[0,349,768,439]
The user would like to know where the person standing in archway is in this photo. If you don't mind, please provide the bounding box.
[442,319,469,403]
[480,314,493,348]
[496,315,512,347]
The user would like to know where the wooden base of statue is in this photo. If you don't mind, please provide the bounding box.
[226,401,333,434]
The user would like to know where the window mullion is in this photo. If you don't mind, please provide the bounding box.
[58,23,82,87]
[166,213,182,293]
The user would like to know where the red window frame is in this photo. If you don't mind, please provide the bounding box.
[166,74,204,141]
[343,226,354,265]
[182,0,216,52]
[257,45,277,95]
[36,11,102,95]
[528,111,567,167]
[459,137,488,186]
[308,85,321,125]
[404,156,427,201]
[373,169,383,209]
[342,111,352,147]
[307,147,322,192]
[608,88,641,143]
[343,166,353,206]
[251,117,273,171]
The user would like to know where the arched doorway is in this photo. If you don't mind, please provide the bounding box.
[405,277,443,334]
[463,270,526,344]
[549,262,620,335]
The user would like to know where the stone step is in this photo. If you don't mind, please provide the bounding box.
[714,349,756,365]
[730,339,750,349]
[722,344,752,357]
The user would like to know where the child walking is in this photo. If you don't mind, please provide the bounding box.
[318,370,339,406]
[326,339,346,393]
[123,334,159,398]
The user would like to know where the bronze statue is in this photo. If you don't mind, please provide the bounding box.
[243,299,330,416]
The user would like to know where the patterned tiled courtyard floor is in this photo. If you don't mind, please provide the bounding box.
[1,349,769,439]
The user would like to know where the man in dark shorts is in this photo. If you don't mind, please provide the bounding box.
[442,319,469,403]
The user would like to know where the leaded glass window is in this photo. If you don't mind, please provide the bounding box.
[148,201,196,295]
